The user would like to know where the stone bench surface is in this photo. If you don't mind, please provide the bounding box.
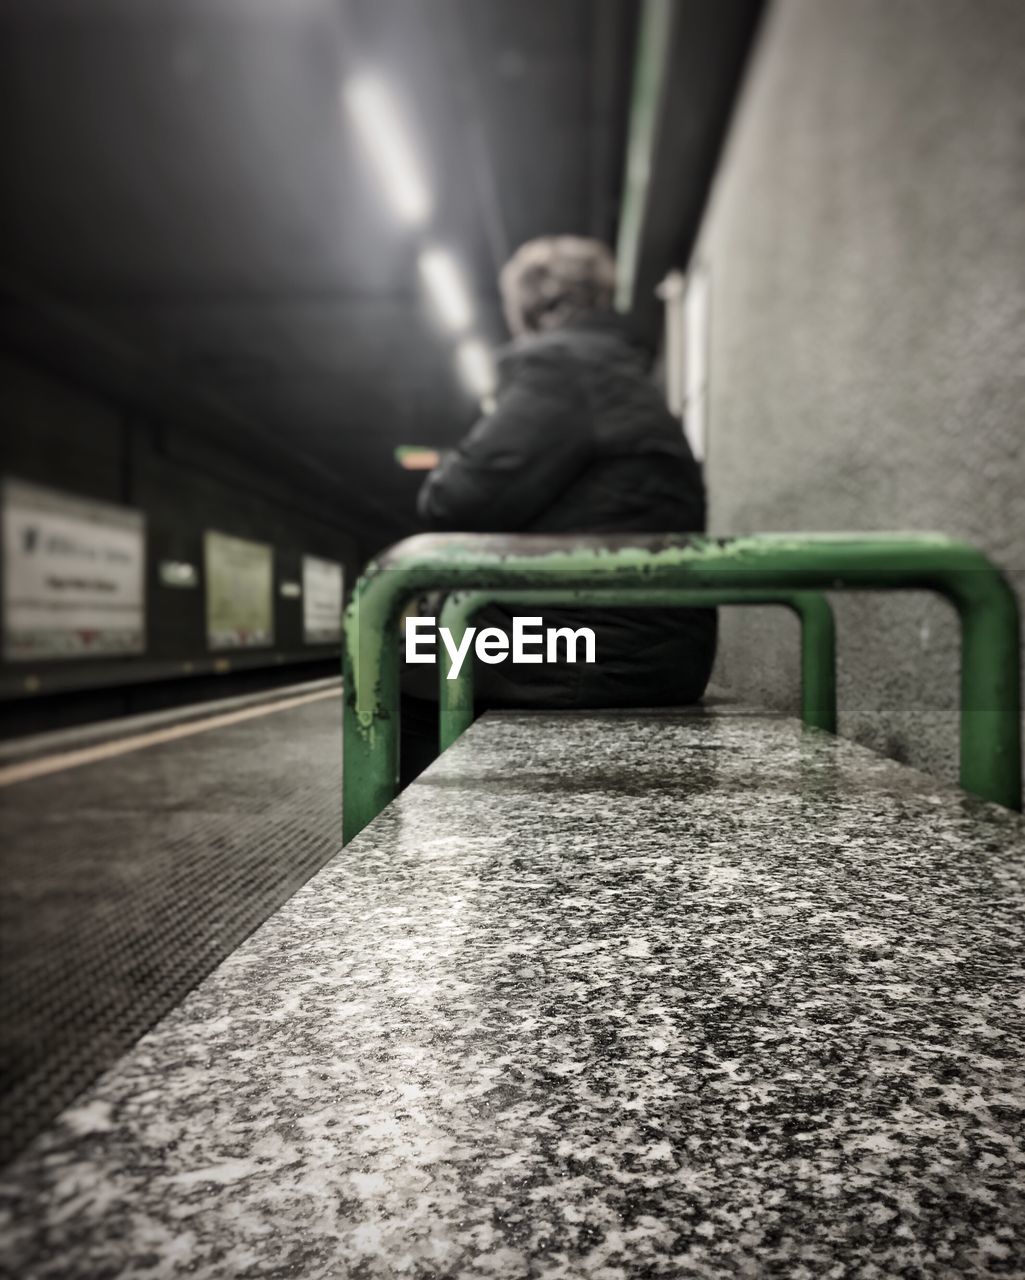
[2,708,1024,1279]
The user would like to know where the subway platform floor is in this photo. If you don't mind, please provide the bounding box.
[0,679,344,1167]
[2,707,1024,1278]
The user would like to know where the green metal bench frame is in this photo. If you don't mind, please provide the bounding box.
[435,589,837,751]
[342,532,1021,841]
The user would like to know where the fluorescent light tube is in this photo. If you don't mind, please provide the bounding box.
[419,247,473,331]
[456,338,496,400]
[344,75,430,224]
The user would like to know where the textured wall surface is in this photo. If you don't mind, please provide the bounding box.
[698,0,1025,786]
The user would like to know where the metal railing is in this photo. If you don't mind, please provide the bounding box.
[436,588,837,751]
[342,532,1021,841]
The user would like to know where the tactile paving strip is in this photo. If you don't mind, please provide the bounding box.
[0,691,343,1166]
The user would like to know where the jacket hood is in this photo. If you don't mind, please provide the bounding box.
[503,310,655,370]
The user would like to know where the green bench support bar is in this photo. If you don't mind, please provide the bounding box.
[342,532,1021,841]
[435,589,838,752]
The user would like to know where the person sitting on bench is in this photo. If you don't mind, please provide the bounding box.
[401,235,716,783]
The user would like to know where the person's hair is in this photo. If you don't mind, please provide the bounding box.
[499,236,617,337]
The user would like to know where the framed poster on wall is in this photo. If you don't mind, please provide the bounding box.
[302,555,343,644]
[2,478,145,661]
[204,530,273,650]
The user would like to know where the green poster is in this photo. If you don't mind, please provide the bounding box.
[204,531,273,651]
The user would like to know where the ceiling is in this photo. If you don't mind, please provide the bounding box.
[0,0,758,557]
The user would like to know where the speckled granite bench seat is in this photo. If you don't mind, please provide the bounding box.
[2,707,1024,1279]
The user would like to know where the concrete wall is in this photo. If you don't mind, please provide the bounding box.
[697,0,1025,786]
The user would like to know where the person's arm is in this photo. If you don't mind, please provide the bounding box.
[417,346,591,531]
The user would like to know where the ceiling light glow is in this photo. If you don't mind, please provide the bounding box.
[344,75,430,224]
[456,338,496,401]
[419,247,473,332]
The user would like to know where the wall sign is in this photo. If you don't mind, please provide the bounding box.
[302,555,343,645]
[159,560,198,589]
[2,478,145,662]
[204,531,273,651]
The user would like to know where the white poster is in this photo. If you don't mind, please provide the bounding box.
[204,531,274,651]
[302,555,343,644]
[3,478,145,662]
[683,263,710,463]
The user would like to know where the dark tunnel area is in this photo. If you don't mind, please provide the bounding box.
[0,0,760,729]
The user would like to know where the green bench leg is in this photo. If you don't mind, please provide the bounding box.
[790,591,838,735]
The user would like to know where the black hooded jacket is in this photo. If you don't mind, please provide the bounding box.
[416,313,716,708]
